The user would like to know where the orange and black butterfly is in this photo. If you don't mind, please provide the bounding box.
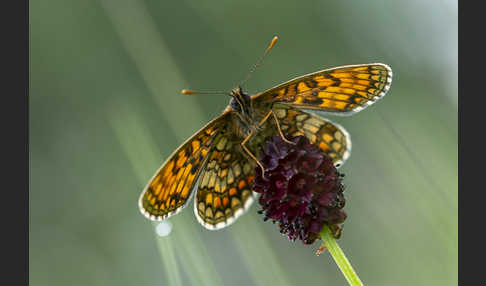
[138,36,392,229]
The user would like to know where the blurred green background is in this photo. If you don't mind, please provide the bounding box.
[30,0,457,285]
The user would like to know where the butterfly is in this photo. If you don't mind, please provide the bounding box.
[138,36,392,230]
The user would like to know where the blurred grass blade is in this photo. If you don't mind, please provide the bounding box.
[154,224,183,286]
[171,212,224,286]
[99,0,206,138]
[231,213,293,286]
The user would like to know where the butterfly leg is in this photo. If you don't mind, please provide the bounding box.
[239,109,275,178]
[240,110,294,179]
[269,109,295,145]
[240,129,267,179]
[255,109,295,145]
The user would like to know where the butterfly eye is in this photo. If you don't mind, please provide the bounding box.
[230,98,242,112]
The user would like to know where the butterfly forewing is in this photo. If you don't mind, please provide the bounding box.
[139,112,230,220]
[253,63,392,115]
[195,128,257,230]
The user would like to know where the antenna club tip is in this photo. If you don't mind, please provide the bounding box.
[181,89,195,95]
[269,36,278,49]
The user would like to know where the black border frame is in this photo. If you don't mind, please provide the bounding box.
[2,0,29,285]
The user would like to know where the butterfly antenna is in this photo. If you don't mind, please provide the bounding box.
[181,89,229,96]
[238,35,278,87]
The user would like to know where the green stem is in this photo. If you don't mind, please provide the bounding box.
[320,225,363,286]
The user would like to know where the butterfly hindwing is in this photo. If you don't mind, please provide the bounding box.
[195,128,257,230]
[272,103,351,166]
[253,63,392,115]
[139,112,230,221]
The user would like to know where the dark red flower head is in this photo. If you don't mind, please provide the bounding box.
[253,135,347,244]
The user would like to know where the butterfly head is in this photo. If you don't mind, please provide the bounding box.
[229,87,251,114]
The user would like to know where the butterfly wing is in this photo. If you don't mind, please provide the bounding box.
[139,112,230,221]
[273,103,351,166]
[253,63,392,116]
[194,124,257,230]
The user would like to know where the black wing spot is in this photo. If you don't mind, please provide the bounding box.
[307,79,318,88]
[303,97,323,105]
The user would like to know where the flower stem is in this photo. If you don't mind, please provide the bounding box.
[320,225,363,286]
